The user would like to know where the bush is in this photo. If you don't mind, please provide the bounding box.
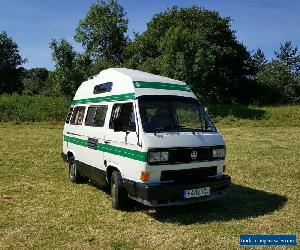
[0,94,71,122]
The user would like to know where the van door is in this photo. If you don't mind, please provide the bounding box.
[103,102,140,180]
[80,105,108,185]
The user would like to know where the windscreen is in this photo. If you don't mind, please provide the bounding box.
[138,96,216,133]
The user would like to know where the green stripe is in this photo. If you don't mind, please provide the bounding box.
[64,135,88,147]
[97,143,147,162]
[64,135,147,162]
[72,92,135,105]
[133,81,191,92]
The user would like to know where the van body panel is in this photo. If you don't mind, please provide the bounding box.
[141,132,225,150]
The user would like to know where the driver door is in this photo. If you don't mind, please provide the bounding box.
[103,102,139,171]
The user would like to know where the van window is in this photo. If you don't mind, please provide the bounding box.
[85,105,107,127]
[65,107,74,124]
[70,106,86,125]
[93,82,113,94]
[110,103,136,131]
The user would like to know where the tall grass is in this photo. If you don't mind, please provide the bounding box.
[0,94,299,126]
[208,104,300,127]
[0,94,71,122]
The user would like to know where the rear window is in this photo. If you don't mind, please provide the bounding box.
[85,105,108,127]
[70,106,86,125]
[65,107,74,124]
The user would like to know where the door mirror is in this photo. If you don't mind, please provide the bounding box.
[113,118,123,132]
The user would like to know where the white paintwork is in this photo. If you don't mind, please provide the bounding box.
[63,68,225,186]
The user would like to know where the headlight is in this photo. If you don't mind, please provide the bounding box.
[148,151,169,163]
[213,148,226,158]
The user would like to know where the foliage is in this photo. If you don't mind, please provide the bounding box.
[124,6,254,104]
[1,93,299,128]
[74,0,128,64]
[22,67,49,95]
[274,41,300,74]
[250,48,267,72]
[49,39,89,97]
[0,94,70,122]
[257,62,298,103]
[256,41,300,103]
[0,31,27,94]
[1,2,300,104]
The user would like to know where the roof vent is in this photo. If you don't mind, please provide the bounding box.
[94,82,113,94]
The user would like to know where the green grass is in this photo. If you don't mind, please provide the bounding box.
[0,107,300,249]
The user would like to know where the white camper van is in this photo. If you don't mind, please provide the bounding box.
[61,68,231,209]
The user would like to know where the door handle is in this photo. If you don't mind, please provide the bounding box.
[104,140,111,144]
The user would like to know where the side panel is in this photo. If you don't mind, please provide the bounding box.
[63,104,107,185]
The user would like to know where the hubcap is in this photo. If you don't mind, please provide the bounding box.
[111,182,116,203]
[70,162,76,178]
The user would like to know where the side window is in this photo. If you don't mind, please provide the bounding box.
[93,82,113,94]
[65,107,74,124]
[85,105,108,127]
[70,106,86,125]
[109,103,136,132]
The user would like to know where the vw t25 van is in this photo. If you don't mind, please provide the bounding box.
[61,68,231,209]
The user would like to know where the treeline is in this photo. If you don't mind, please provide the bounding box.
[0,0,299,104]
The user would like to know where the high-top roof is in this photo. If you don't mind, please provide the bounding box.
[72,68,195,105]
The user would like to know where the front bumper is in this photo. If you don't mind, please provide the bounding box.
[123,175,231,207]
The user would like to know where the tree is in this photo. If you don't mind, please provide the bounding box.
[256,42,300,103]
[275,41,300,74]
[0,31,27,94]
[74,0,128,65]
[251,49,267,72]
[23,68,49,95]
[257,61,299,103]
[124,6,253,103]
[49,39,89,97]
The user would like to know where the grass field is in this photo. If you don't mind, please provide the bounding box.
[0,107,299,249]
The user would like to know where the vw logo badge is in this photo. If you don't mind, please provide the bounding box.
[191,150,197,160]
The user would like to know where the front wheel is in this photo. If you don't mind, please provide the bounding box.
[111,171,128,210]
[68,156,83,183]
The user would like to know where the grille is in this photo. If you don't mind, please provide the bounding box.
[168,147,213,163]
[160,166,217,183]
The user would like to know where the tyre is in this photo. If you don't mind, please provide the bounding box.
[111,171,128,210]
[68,155,83,183]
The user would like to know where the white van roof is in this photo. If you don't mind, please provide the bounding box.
[72,68,196,105]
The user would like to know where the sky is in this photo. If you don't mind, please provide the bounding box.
[0,0,299,70]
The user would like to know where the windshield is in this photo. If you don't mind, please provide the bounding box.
[138,96,216,133]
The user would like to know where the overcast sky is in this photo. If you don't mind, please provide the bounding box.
[1,0,299,70]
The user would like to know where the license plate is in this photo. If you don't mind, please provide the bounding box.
[184,187,210,199]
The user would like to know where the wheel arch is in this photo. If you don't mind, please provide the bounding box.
[66,150,76,163]
[106,164,122,184]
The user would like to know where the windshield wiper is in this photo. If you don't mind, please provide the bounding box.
[154,127,167,135]
[174,126,207,134]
